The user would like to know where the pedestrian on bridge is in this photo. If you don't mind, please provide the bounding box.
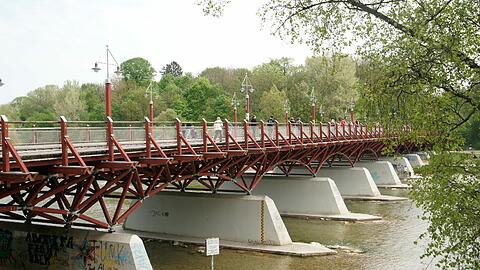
[214,117,223,142]
[267,115,275,137]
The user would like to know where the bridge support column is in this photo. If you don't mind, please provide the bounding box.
[0,221,152,270]
[224,176,380,221]
[317,167,407,201]
[355,161,409,188]
[380,156,417,179]
[404,153,425,168]
[123,192,334,256]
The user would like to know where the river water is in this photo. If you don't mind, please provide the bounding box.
[143,189,438,270]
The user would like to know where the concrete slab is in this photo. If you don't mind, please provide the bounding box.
[377,183,411,189]
[120,229,336,257]
[0,220,152,270]
[343,195,408,201]
[281,212,381,221]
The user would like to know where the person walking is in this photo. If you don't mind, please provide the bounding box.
[213,117,223,142]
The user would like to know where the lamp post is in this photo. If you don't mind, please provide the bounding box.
[310,87,317,124]
[231,92,239,123]
[145,80,156,123]
[240,74,254,121]
[0,78,4,87]
[91,45,122,118]
[318,104,324,123]
[284,99,290,124]
[349,98,356,123]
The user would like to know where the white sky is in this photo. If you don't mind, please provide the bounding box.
[0,0,313,104]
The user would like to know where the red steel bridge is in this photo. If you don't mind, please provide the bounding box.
[0,115,419,231]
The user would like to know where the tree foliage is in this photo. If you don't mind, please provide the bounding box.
[161,61,183,77]
[120,57,156,87]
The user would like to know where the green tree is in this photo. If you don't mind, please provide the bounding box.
[161,61,183,77]
[121,57,156,87]
[258,84,287,120]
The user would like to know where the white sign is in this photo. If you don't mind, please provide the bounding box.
[205,237,220,256]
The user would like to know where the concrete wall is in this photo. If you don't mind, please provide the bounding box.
[356,161,402,185]
[380,156,415,178]
[0,221,152,270]
[124,192,292,246]
[318,167,382,197]
[404,154,425,168]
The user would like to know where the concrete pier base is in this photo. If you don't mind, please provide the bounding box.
[317,167,407,201]
[380,156,416,179]
[404,154,425,168]
[123,192,334,256]
[356,161,409,189]
[416,152,430,163]
[0,221,152,270]
[224,175,380,221]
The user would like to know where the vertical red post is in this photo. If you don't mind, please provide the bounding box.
[107,117,115,161]
[145,117,151,158]
[1,115,10,172]
[327,123,331,141]
[245,94,250,121]
[60,116,68,166]
[202,119,208,153]
[106,81,112,118]
[224,121,230,151]
[233,109,237,137]
[288,120,292,144]
[243,120,248,148]
[176,119,182,155]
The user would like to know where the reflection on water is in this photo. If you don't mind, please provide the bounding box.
[143,189,438,270]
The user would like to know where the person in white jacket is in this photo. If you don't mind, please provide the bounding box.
[213,117,223,142]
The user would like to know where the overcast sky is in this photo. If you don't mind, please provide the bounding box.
[0,0,313,104]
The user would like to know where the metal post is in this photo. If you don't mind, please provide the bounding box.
[145,118,151,158]
[149,101,154,125]
[106,81,112,118]
[107,117,115,161]
[1,115,10,172]
[245,93,250,121]
[176,119,182,155]
[60,116,68,166]
[211,255,214,270]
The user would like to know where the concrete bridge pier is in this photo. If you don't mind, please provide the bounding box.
[224,175,381,221]
[380,156,416,180]
[122,192,334,256]
[0,221,152,270]
[316,167,407,201]
[404,153,425,168]
[355,161,409,189]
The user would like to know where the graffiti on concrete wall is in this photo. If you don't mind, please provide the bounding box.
[0,229,16,266]
[0,228,140,270]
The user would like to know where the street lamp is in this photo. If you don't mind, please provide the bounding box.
[0,79,4,87]
[231,92,240,123]
[91,45,122,118]
[145,80,157,123]
[240,74,254,121]
[309,87,317,124]
[284,99,290,124]
[318,104,324,123]
[349,97,356,123]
